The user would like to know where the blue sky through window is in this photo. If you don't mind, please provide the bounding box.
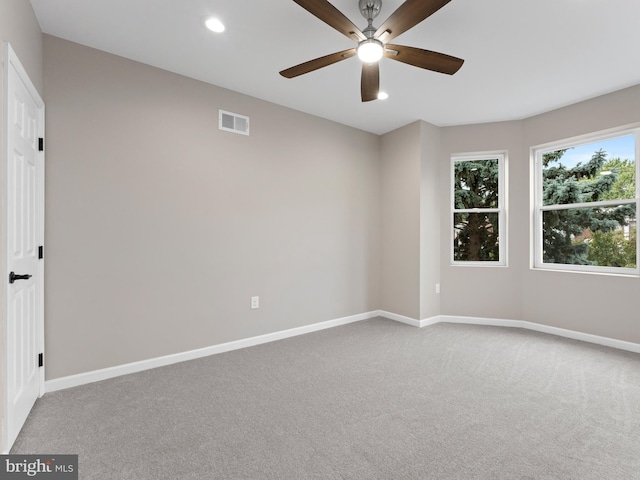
[557,135,635,169]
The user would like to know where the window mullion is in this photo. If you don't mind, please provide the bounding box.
[540,198,637,212]
[454,208,501,214]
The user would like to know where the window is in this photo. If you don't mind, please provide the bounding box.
[533,127,639,275]
[451,152,506,265]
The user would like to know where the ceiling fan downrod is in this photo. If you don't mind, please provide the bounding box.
[359,0,382,39]
[357,0,385,63]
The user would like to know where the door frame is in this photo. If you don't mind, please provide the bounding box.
[2,42,45,453]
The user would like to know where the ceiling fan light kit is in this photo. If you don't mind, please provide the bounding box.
[280,0,464,102]
[357,39,384,63]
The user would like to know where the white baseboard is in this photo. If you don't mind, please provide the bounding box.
[380,312,640,354]
[377,310,422,327]
[419,316,441,328]
[45,310,380,393]
[437,315,640,354]
[45,310,640,393]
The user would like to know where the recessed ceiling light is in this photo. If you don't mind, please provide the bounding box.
[377,91,389,100]
[204,17,225,33]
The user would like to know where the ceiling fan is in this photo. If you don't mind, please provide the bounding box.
[280,0,464,102]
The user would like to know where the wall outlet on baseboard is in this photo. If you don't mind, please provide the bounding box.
[435,283,440,294]
[251,296,259,309]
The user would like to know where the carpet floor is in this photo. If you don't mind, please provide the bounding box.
[11,318,640,479]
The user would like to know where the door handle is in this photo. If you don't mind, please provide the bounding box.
[9,272,32,284]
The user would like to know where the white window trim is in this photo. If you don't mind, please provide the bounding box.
[451,151,507,267]
[531,124,640,276]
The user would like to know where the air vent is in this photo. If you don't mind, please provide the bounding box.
[219,110,250,136]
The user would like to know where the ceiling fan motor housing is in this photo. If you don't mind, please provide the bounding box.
[359,0,382,22]
[359,0,383,41]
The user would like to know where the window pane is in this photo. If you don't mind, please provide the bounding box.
[453,212,500,261]
[542,135,636,206]
[454,159,499,209]
[542,204,636,268]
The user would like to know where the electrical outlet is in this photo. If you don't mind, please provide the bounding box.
[251,296,259,309]
[435,283,441,294]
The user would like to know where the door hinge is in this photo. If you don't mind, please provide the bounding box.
[38,137,44,152]
[38,353,44,368]
[39,245,44,259]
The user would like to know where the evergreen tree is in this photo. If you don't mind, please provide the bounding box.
[453,159,500,261]
[542,149,634,265]
[453,149,635,266]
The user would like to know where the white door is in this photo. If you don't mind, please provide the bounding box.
[3,43,45,451]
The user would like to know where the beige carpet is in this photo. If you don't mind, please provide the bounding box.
[11,318,640,479]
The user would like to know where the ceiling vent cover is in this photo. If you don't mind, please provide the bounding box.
[219,110,250,136]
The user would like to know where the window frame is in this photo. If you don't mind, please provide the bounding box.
[532,125,640,276]
[451,151,507,267]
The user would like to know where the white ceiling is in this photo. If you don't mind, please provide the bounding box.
[30,0,640,135]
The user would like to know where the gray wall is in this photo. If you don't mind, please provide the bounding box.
[419,121,441,320]
[6,19,640,394]
[439,86,640,344]
[380,122,421,319]
[43,36,381,379]
[521,85,640,343]
[440,121,525,320]
[378,119,442,321]
[0,0,43,454]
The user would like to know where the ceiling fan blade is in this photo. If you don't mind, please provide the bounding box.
[292,0,366,41]
[375,0,451,43]
[361,62,380,102]
[280,48,357,78]
[385,44,464,75]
